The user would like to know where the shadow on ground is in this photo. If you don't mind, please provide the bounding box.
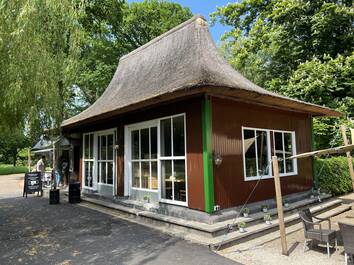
[0,197,239,265]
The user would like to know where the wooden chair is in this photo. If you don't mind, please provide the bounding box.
[339,222,354,265]
[299,208,337,257]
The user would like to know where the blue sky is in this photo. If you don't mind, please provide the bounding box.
[127,0,233,43]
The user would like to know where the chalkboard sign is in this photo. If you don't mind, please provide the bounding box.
[23,172,43,198]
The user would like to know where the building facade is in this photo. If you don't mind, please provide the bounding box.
[62,16,340,214]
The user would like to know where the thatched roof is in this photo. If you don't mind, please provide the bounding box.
[62,15,340,129]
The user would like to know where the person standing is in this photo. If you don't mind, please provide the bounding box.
[36,156,46,185]
[61,157,69,186]
[36,156,45,175]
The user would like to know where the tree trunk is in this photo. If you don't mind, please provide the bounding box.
[13,152,17,167]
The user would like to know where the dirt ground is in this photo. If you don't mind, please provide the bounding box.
[0,173,24,198]
[218,199,354,265]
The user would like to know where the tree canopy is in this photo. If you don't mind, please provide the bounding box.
[75,0,193,105]
[212,0,354,148]
[0,0,85,142]
[0,0,192,153]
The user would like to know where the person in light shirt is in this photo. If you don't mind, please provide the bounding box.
[36,156,46,174]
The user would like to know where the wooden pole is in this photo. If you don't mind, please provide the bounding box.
[272,156,288,256]
[340,126,354,190]
[351,128,354,145]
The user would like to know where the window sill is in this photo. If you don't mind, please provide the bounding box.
[244,172,298,182]
[98,183,114,186]
[131,187,158,193]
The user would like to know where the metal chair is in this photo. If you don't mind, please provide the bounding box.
[339,222,354,265]
[299,208,337,257]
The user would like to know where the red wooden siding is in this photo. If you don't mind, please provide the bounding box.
[211,97,313,209]
[70,97,205,211]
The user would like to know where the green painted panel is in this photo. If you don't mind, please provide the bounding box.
[202,97,215,213]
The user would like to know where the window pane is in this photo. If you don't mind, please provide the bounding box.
[174,160,186,202]
[100,162,106,183]
[244,129,257,177]
[160,118,172,157]
[284,133,294,173]
[107,134,113,160]
[141,128,150,159]
[161,160,172,200]
[173,116,185,156]
[151,162,158,190]
[274,132,285,173]
[132,162,140,188]
[97,136,101,160]
[107,162,113,184]
[84,135,89,159]
[141,162,150,189]
[85,161,93,187]
[256,130,269,176]
[84,162,89,186]
[131,130,139,160]
[150,127,157,159]
[89,134,94,159]
[101,136,107,161]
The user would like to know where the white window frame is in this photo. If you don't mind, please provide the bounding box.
[82,133,95,190]
[158,114,188,206]
[96,131,115,186]
[124,113,188,207]
[242,126,297,181]
[272,130,298,177]
[82,129,116,194]
[129,122,159,192]
[124,119,160,193]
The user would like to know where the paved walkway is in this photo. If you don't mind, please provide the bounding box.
[0,174,239,265]
[0,173,24,199]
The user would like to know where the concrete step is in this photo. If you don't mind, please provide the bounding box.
[80,194,337,237]
[209,201,352,250]
[79,193,349,245]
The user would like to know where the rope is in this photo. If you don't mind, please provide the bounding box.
[212,163,270,251]
[212,126,343,252]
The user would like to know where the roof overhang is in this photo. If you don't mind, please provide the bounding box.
[62,86,341,131]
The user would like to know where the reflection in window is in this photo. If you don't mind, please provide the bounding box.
[160,115,186,203]
[160,118,171,157]
[273,131,295,175]
[131,126,158,190]
[173,116,185,156]
[243,127,297,179]
[161,160,172,200]
[83,134,94,187]
[243,129,269,178]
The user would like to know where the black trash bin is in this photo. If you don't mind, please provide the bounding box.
[69,182,81,203]
[49,189,60,204]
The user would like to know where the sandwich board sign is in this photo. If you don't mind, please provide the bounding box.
[23,172,43,198]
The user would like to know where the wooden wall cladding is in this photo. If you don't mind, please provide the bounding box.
[211,97,313,209]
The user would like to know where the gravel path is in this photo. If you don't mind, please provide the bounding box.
[218,202,354,265]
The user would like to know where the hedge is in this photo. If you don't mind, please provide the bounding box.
[314,156,353,196]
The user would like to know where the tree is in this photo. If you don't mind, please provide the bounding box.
[0,0,85,138]
[211,0,354,148]
[76,0,193,105]
[0,127,28,166]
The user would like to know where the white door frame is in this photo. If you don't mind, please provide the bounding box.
[124,114,188,207]
[82,128,117,196]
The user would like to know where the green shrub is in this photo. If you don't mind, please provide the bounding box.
[314,156,353,196]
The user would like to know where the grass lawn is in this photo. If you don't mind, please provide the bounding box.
[0,164,28,175]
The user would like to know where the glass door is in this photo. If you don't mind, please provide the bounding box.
[130,125,158,191]
[97,133,114,185]
[160,115,187,205]
[83,133,94,188]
